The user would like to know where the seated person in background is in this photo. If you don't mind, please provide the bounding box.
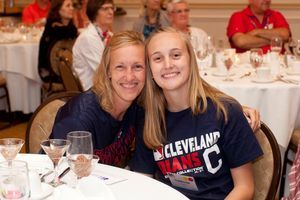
[166,0,210,52]
[22,0,51,26]
[38,0,78,83]
[227,0,290,54]
[72,0,114,91]
[73,0,90,29]
[51,31,145,168]
[130,27,263,200]
[133,0,170,39]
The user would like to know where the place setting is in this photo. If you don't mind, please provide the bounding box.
[0,134,119,200]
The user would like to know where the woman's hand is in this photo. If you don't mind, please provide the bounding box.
[242,106,261,132]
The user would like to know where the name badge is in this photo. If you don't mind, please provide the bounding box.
[168,173,199,191]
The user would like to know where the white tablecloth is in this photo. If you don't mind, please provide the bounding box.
[11,154,189,200]
[201,66,300,149]
[0,41,42,113]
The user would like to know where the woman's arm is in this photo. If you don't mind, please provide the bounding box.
[225,163,254,200]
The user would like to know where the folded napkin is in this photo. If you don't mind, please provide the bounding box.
[53,176,115,200]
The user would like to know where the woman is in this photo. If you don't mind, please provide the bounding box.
[51,31,145,168]
[133,0,170,39]
[72,0,115,91]
[38,0,77,83]
[130,27,263,199]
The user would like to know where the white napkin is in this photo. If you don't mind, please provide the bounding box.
[53,176,115,200]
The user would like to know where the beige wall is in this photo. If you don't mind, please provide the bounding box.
[114,1,300,46]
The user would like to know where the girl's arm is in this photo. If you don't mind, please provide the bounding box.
[225,163,255,200]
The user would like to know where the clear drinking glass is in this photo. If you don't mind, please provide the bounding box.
[0,160,30,200]
[0,138,24,166]
[270,37,283,54]
[66,131,94,180]
[223,51,234,81]
[292,39,300,60]
[40,139,70,187]
[250,48,263,70]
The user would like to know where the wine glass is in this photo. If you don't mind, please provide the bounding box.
[40,139,70,187]
[250,48,263,70]
[270,37,283,55]
[66,131,94,180]
[0,160,30,200]
[196,44,209,70]
[0,138,24,165]
[293,39,300,60]
[223,51,234,81]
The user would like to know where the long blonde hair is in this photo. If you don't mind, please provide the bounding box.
[143,27,238,149]
[92,31,145,113]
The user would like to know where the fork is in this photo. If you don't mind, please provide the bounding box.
[276,75,299,85]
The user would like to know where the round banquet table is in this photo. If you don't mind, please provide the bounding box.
[7,154,189,200]
[201,64,300,151]
[0,41,41,113]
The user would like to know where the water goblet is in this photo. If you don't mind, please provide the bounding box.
[0,138,24,165]
[40,139,70,187]
[250,48,263,70]
[0,160,30,200]
[66,131,94,180]
[270,37,283,55]
[292,39,300,60]
[223,51,234,82]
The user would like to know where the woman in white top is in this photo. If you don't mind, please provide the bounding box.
[72,0,115,91]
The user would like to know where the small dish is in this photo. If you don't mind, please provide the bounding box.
[251,76,275,83]
[286,68,300,75]
[29,183,53,200]
[212,70,235,77]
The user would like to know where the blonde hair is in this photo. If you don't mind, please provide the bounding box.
[92,31,145,113]
[143,27,238,149]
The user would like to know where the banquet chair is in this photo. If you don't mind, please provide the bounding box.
[41,39,76,100]
[253,122,281,200]
[279,128,300,197]
[57,47,83,92]
[0,74,12,125]
[25,91,80,153]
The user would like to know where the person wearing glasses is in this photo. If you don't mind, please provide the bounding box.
[133,0,170,39]
[166,0,211,53]
[72,0,115,91]
[227,0,290,54]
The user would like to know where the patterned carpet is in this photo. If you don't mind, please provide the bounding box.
[0,122,28,153]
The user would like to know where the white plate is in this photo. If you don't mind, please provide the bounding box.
[212,70,235,77]
[286,68,300,75]
[251,76,275,83]
[30,183,54,200]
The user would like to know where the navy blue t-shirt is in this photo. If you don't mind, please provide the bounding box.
[130,99,263,200]
[51,90,143,167]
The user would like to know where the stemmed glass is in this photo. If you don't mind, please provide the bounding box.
[223,51,234,81]
[66,131,94,180]
[250,48,263,71]
[0,138,25,165]
[270,37,283,55]
[292,39,300,60]
[40,139,70,187]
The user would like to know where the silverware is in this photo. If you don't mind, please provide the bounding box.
[276,75,299,85]
[40,170,53,182]
[58,167,70,180]
[239,72,251,78]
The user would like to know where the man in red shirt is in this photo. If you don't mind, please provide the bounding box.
[22,0,51,25]
[227,0,290,54]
